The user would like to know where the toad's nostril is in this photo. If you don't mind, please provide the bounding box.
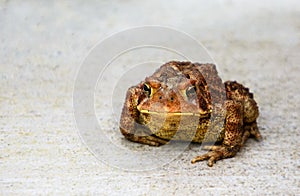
[170,123,176,127]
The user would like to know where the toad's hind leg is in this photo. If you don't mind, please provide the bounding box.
[226,81,261,143]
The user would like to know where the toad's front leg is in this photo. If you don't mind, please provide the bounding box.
[191,101,244,166]
[120,87,167,146]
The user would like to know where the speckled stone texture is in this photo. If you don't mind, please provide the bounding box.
[1,1,299,195]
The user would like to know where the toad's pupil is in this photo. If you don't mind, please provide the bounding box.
[186,86,196,97]
[143,84,151,93]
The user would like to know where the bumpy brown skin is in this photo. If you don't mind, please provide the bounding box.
[119,61,261,167]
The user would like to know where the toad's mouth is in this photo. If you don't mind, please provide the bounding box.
[138,109,209,140]
[139,109,211,117]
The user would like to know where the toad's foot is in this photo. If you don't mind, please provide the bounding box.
[135,135,168,146]
[122,131,168,147]
[191,145,240,167]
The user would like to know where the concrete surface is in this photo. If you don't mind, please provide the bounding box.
[1,0,299,195]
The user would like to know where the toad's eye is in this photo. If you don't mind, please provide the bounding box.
[143,83,152,97]
[186,86,197,99]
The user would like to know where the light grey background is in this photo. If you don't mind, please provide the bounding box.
[1,1,299,195]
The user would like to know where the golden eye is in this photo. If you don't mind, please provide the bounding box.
[186,86,197,98]
[143,83,152,97]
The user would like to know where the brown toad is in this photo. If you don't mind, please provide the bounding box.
[119,61,261,166]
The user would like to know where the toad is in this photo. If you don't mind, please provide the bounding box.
[119,61,261,166]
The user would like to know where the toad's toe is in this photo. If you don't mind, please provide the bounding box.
[191,145,240,166]
[191,150,223,167]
